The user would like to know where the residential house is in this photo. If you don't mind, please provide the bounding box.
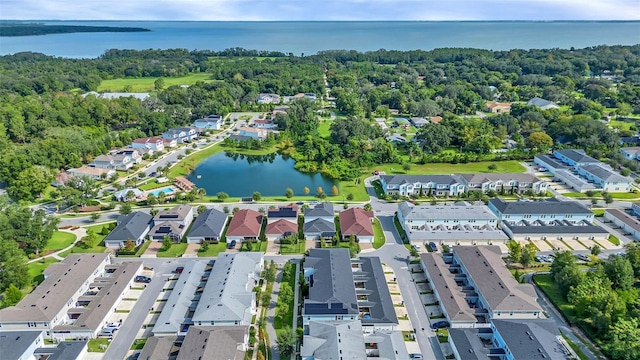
[632,202,640,217]
[113,188,145,202]
[379,174,466,197]
[576,164,632,192]
[267,204,298,224]
[534,154,596,192]
[265,220,298,241]
[138,336,179,360]
[303,203,336,240]
[485,101,512,113]
[397,202,507,246]
[0,254,142,341]
[131,137,165,152]
[257,93,281,104]
[103,211,153,248]
[177,326,249,360]
[236,127,267,140]
[149,204,195,241]
[430,116,443,123]
[409,117,428,127]
[194,115,224,130]
[67,166,115,180]
[487,198,608,242]
[386,134,407,144]
[448,319,572,360]
[52,172,73,187]
[604,209,640,241]
[527,97,559,110]
[162,127,198,143]
[0,331,45,360]
[162,138,178,148]
[420,246,543,327]
[620,146,640,160]
[339,207,374,243]
[92,154,134,170]
[186,208,229,243]
[82,91,150,101]
[192,253,263,326]
[302,249,398,332]
[225,209,263,242]
[253,119,277,129]
[553,149,600,169]
[457,173,548,195]
[114,148,142,164]
[301,321,367,360]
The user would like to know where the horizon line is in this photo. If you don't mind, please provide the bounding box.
[2,19,639,22]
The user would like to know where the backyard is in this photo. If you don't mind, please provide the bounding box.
[97,73,219,92]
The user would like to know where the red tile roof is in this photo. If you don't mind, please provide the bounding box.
[339,208,374,237]
[265,219,298,235]
[226,209,262,237]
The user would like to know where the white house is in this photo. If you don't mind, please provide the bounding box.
[92,154,134,170]
[379,174,466,197]
[194,115,224,130]
[162,127,198,143]
[131,137,165,152]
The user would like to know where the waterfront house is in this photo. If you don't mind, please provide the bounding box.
[226,209,263,242]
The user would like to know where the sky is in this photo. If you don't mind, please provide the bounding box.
[1,0,639,21]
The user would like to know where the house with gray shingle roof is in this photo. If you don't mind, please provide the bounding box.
[186,208,229,244]
[104,211,153,248]
[192,253,263,327]
[303,203,336,240]
[301,320,367,359]
[577,164,632,192]
[527,97,559,110]
[178,326,249,360]
[303,249,397,331]
[457,173,548,195]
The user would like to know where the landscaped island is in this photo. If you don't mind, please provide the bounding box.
[0,23,151,36]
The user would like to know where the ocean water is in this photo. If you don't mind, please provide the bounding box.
[0,21,638,58]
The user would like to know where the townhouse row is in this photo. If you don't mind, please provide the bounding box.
[103,203,376,248]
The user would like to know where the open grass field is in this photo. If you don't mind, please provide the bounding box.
[98,73,219,92]
[364,160,525,175]
[318,120,332,138]
[43,231,77,253]
[563,191,640,200]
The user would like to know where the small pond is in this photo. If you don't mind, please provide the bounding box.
[187,152,337,197]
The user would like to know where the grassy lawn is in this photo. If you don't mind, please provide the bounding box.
[84,223,113,242]
[118,240,153,257]
[364,160,525,175]
[280,242,306,254]
[98,73,218,92]
[591,209,604,217]
[43,231,77,253]
[27,258,60,288]
[563,191,640,200]
[608,234,620,246]
[532,274,578,323]
[130,338,147,350]
[197,241,228,257]
[139,179,168,190]
[87,338,110,352]
[156,243,189,258]
[318,120,332,138]
[372,218,386,249]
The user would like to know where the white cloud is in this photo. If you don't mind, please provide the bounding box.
[1,0,639,20]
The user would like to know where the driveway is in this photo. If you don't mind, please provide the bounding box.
[142,241,162,258]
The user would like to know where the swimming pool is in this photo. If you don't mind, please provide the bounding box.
[150,188,174,197]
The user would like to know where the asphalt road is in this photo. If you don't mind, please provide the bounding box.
[103,259,169,360]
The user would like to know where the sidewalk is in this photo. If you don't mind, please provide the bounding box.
[266,267,282,360]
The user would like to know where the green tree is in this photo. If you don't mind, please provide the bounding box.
[119,203,132,215]
[2,284,23,307]
[605,317,640,360]
[285,188,294,198]
[525,131,553,152]
[252,192,262,201]
[154,78,165,91]
[520,242,537,268]
[346,193,354,201]
[624,242,640,277]
[604,255,635,290]
[551,250,583,296]
[161,236,172,251]
[123,239,136,253]
[217,192,229,201]
[506,240,522,264]
[197,205,207,215]
[0,238,29,291]
[364,203,372,211]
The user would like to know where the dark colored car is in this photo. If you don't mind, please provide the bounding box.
[175,266,184,274]
[431,320,450,329]
[135,275,151,283]
[228,240,237,249]
[429,242,438,252]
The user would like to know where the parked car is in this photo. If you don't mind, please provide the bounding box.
[227,240,237,249]
[134,275,151,283]
[409,354,423,359]
[296,201,304,205]
[428,242,438,252]
[175,266,184,274]
[577,254,590,262]
[100,327,117,336]
[431,321,450,329]
[106,321,121,329]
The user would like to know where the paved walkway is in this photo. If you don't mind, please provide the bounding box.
[266,267,282,360]
[28,227,87,264]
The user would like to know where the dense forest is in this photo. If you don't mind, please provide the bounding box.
[0,23,151,37]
